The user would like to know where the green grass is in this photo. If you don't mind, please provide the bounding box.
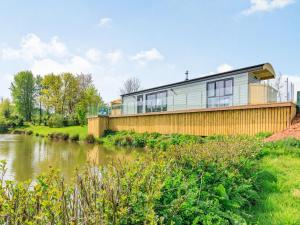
[20,125,88,140]
[251,139,300,225]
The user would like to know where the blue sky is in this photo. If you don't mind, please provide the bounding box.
[0,0,299,101]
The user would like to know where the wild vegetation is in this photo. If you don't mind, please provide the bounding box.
[100,130,206,150]
[0,136,262,224]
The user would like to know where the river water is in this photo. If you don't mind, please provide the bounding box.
[0,134,140,182]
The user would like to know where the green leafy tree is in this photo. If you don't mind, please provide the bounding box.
[0,98,12,119]
[10,71,36,121]
[76,86,103,125]
[41,74,63,114]
[35,75,43,124]
[61,73,79,115]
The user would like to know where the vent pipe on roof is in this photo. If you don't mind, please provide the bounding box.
[185,70,189,81]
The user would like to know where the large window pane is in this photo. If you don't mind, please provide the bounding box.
[207,82,215,97]
[216,80,224,97]
[207,78,233,108]
[225,79,233,95]
[146,91,167,112]
[137,95,143,113]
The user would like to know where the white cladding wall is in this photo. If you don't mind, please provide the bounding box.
[122,72,253,114]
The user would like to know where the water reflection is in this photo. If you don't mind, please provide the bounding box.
[0,134,141,182]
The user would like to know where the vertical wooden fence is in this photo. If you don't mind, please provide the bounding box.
[88,102,296,137]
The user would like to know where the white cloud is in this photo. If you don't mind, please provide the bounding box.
[98,17,112,28]
[86,48,101,62]
[1,33,67,60]
[31,56,93,75]
[243,0,295,15]
[217,64,233,73]
[131,48,164,65]
[0,33,171,102]
[106,50,122,63]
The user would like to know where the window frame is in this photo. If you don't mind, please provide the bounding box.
[206,78,234,108]
[137,95,144,114]
[145,90,168,113]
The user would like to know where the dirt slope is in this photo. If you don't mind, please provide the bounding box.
[266,114,300,142]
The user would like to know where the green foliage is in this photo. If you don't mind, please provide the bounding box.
[19,125,87,140]
[251,139,300,224]
[25,130,33,135]
[0,118,9,133]
[47,114,64,128]
[10,71,36,121]
[47,132,69,141]
[0,137,261,224]
[0,98,11,119]
[7,71,102,126]
[85,134,95,143]
[76,86,103,125]
[70,134,80,142]
[101,130,205,150]
[255,132,273,139]
[0,99,23,132]
[41,73,103,125]
[259,137,300,158]
[64,114,79,126]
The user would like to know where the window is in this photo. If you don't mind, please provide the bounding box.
[225,79,233,95]
[137,95,143,113]
[207,82,215,97]
[207,78,233,108]
[146,91,167,112]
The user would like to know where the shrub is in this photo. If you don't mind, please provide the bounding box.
[260,138,300,157]
[48,114,64,128]
[101,131,206,150]
[11,129,25,135]
[0,119,9,133]
[49,133,69,141]
[85,134,95,144]
[132,136,146,148]
[103,129,116,136]
[48,132,55,139]
[70,134,80,142]
[63,115,79,127]
[25,130,33,135]
[61,133,69,141]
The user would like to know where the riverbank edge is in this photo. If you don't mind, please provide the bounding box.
[9,125,89,142]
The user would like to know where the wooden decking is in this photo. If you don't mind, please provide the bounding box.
[88,102,297,137]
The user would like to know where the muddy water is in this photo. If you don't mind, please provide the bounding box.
[0,134,141,182]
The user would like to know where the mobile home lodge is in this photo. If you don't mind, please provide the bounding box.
[89,63,296,137]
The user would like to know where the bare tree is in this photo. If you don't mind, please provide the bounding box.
[120,77,141,94]
[274,72,284,102]
[77,73,93,92]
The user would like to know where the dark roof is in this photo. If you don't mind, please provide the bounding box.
[121,63,274,97]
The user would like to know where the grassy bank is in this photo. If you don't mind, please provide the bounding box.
[251,138,300,225]
[16,124,88,140]
[2,128,300,224]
